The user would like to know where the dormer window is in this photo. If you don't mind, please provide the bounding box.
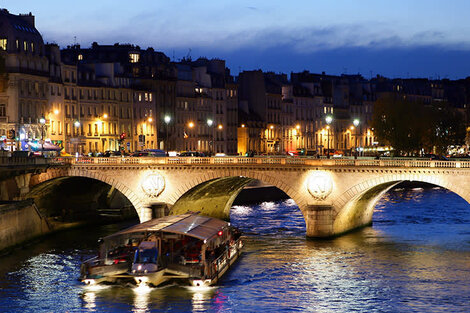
[78,54,83,61]
[129,53,140,63]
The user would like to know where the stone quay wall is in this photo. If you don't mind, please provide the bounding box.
[0,199,50,251]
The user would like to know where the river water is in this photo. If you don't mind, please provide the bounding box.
[0,186,470,312]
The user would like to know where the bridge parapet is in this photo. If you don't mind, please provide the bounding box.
[48,156,470,169]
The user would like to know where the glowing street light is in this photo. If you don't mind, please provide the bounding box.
[164,115,171,150]
[207,119,214,155]
[164,115,171,124]
[325,115,333,158]
[39,117,46,155]
[353,118,360,158]
[294,124,301,149]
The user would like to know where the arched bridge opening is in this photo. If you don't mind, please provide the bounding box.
[332,177,470,236]
[371,181,470,241]
[27,176,138,224]
[169,176,306,235]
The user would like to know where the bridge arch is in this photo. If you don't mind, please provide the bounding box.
[331,171,470,235]
[166,168,308,221]
[28,168,147,221]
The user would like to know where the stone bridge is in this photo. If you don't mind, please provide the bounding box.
[7,156,470,238]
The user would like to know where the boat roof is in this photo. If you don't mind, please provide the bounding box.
[104,213,228,242]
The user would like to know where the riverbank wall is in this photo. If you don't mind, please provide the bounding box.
[0,199,50,251]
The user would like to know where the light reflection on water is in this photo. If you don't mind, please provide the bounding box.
[0,187,469,312]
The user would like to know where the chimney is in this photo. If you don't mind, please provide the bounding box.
[19,12,35,27]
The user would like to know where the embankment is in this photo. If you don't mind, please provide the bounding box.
[0,199,50,252]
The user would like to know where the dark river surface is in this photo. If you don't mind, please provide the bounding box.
[1,186,470,312]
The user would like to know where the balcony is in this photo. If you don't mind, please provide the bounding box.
[5,66,49,77]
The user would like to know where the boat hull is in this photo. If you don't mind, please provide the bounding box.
[80,262,129,284]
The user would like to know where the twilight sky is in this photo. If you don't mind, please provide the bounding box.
[3,0,470,79]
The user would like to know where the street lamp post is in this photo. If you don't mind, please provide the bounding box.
[39,117,46,155]
[217,124,223,154]
[164,115,171,151]
[207,118,213,155]
[295,124,300,152]
[353,118,360,159]
[325,115,333,158]
[74,120,81,155]
[186,121,194,151]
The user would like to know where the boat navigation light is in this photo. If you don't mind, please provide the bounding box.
[218,230,223,236]
[138,265,142,271]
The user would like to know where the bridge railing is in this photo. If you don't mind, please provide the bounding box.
[45,156,470,169]
[0,156,49,166]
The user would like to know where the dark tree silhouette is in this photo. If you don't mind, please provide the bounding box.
[371,94,465,155]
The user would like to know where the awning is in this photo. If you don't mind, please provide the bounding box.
[104,213,228,242]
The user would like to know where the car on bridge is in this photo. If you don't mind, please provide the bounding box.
[179,151,205,157]
[131,149,167,157]
[423,154,448,161]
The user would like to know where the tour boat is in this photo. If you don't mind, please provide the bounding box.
[79,213,243,287]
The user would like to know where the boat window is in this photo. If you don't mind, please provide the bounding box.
[134,248,158,264]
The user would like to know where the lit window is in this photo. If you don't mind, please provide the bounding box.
[31,42,34,52]
[129,53,140,63]
[78,54,83,60]
[0,39,7,50]
[149,93,152,102]
[16,39,19,50]
[24,41,27,51]
[138,93,142,101]
[144,93,148,101]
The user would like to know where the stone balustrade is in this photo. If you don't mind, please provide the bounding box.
[40,156,470,169]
